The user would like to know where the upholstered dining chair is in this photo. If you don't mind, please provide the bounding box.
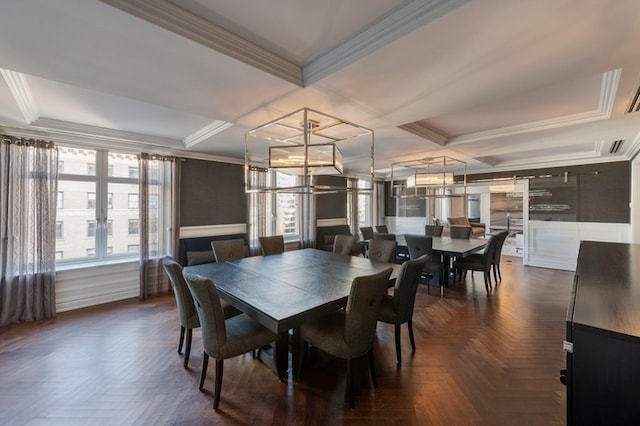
[449,225,472,239]
[492,231,510,283]
[372,232,395,241]
[162,257,241,368]
[367,238,398,263]
[183,272,278,410]
[360,226,374,241]
[403,234,445,296]
[375,225,389,233]
[333,234,358,256]
[425,224,444,237]
[377,254,429,364]
[453,232,502,292]
[211,238,246,262]
[298,267,393,408]
[258,235,285,256]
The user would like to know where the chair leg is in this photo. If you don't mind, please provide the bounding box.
[408,320,416,353]
[497,263,502,282]
[213,359,224,410]
[367,349,378,389]
[199,352,209,390]
[178,326,185,354]
[183,328,193,368]
[483,271,491,292]
[493,264,499,284]
[394,324,402,364]
[347,358,355,409]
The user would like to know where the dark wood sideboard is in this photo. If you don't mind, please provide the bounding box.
[563,241,640,424]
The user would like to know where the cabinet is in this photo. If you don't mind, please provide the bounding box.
[564,241,640,425]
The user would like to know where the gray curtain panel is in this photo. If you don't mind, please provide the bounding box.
[139,153,180,299]
[0,136,58,325]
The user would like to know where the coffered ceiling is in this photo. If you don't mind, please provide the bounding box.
[1,0,640,178]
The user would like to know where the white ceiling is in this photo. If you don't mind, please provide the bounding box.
[1,0,640,178]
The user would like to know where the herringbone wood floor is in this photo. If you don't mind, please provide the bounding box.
[0,256,572,425]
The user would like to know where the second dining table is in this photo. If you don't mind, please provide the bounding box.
[184,248,400,380]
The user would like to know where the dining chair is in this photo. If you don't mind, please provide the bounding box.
[297,267,393,408]
[403,234,445,296]
[372,232,395,241]
[449,225,472,239]
[492,231,510,283]
[377,254,430,364]
[375,225,389,233]
[453,232,502,292]
[333,234,358,256]
[211,238,246,262]
[162,256,241,368]
[425,224,444,237]
[367,238,397,263]
[183,272,278,410]
[360,226,374,241]
[258,235,285,256]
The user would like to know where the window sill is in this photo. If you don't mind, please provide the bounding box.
[56,257,138,272]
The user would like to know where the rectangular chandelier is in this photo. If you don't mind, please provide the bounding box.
[391,156,466,198]
[245,107,373,194]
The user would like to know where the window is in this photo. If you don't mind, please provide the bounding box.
[56,146,139,263]
[57,161,64,174]
[55,251,63,260]
[128,219,139,235]
[129,167,139,179]
[128,193,139,209]
[128,244,139,254]
[357,179,373,228]
[274,172,299,237]
[57,192,64,209]
[55,222,63,239]
[87,192,96,209]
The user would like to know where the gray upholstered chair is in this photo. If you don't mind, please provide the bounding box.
[377,254,429,364]
[162,257,241,368]
[333,234,358,256]
[298,267,393,408]
[449,225,472,239]
[404,234,445,296]
[360,226,374,240]
[372,232,395,241]
[375,225,389,233]
[183,272,278,410]
[425,224,444,237]
[367,238,397,263]
[258,235,285,256]
[211,238,246,262]
[453,232,502,292]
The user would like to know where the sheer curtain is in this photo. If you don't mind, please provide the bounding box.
[299,178,316,248]
[0,136,58,325]
[139,153,180,299]
[247,167,269,255]
[373,180,386,226]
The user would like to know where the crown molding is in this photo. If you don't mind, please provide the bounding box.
[98,0,303,86]
[183,120,234,148]
[304,0,469,85]
[0,69,38,123]
[599,68,621,116]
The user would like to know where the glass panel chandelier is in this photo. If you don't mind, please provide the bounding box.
[245,107,374,193]
[391,156,467,198]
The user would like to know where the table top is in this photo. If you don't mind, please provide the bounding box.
[184,248,399,334]
[396,235,487,257]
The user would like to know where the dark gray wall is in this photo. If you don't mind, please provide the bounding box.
[315,175,348,219]
[180,159,246,226]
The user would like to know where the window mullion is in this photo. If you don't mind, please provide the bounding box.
[96,150,108,259]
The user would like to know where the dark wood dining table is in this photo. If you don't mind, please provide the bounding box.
[396,235,488,285]
[184,248,400,380]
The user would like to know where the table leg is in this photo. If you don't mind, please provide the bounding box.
[273,332,289,381]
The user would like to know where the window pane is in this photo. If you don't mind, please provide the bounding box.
[107,152,139,179]
[275,173,298,236]
[107,193,113,209]
[58,147,96,176]
[87,192,96,209]
[56,180,95,261]
[128,193,139,209]
[128,219,139,235]
[55,222,63,239]
[57,192,64,209]
[108,182,139,257]
[87,221,96,237]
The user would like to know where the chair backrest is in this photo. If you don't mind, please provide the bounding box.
[404,234,433,260]
[373,232,396,241]
[333,234,357,256]
[425,224,444,237]
[392,254,430,322]
[449,225,472,239]
[211,238,246,262]
[493,231,509,264]
[345,267,393,356]
[182,272,227,359]
[448,216,471,226]
[259,235,285,256]
[162,256,199,329]
[479,232,503,267]
[367,238,398,263]
[360,226,374,240]
[375,225,389,233]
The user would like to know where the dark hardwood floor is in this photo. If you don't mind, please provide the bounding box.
[0,256,572,425]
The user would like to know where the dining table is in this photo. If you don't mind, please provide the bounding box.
[184,248,400,381]
[396,234,488,286]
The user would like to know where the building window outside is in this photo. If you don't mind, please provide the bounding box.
[128,219,139,235]
[55,221,63,239]
[57,191,64,209]
[57,146,139,263]
[129,167,139,179]
[57,161,64,174]
[128,244,139,254]
[55,251,63,260]
[128,193,139,209]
